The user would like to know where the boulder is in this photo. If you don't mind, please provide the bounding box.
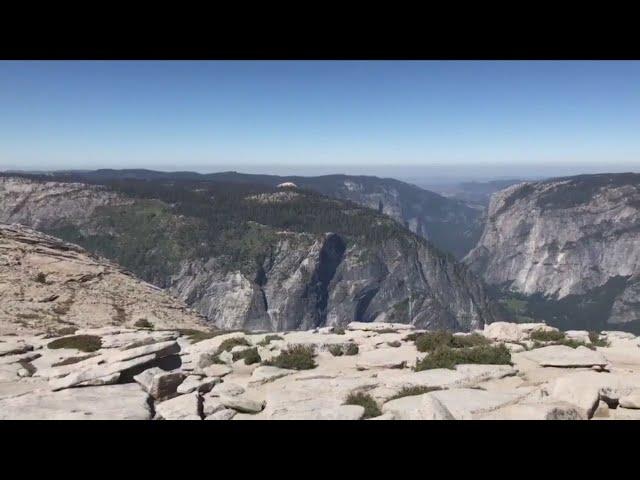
[155,392,201,420]
[0,341,33,357]
[248,366,295,385]
[202,397,225,417]
[176,375,220,394]
[523,345,608,368]
[548,376,600,418]
[134,367,186,401]
[202,364,232,378]
[209,382,245,397]
[0,384,151,420]
[382,393,455,420]
[619,390,640,409]
[219,395,265,414]
[478,402,585,420]
[429,388,527,419]
[592,400,610,418]
[355,347,415,370]
[483,322,523,342]
[206,408,237,420]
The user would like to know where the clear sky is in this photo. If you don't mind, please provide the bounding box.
[1,60,639,178]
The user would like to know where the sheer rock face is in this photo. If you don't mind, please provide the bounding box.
[0,176,500,332]
[464,173,640,327]
[0,223,205,335]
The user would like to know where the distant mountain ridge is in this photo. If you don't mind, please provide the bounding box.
[465,172,640,333]
[0,173,504,332]
[39,169,483,258]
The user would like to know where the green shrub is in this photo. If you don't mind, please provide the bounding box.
[403,332,419,342]
[134,318,153,329]
[344,392,381,419]
[375,328,399,334]
[333,326,346,335]
[232,347,261,365]
[217,337,251,353]
[414,331,489,353]
[388,385,441,401]
[34,272,47,284]
[263,345,316,370]
[328,345,344,356]
[415,344,512,371]
[387,340,402,348]
[530,330,565,342]
[257,334,284,346]
[344,343,359,355]
[47,335,103,352]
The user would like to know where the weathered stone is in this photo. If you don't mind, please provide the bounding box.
[0,341,34,357]
[134,367,186,400]
[155,392,201,420]
[0,383,151,419]
[249,366,295,385]
[202,397,225,417]
[219,395,265,413]
[592,400,610,418]
[429,388,527,419]
[209,381,245,397]
[206,408,237,420]
[202,364,232,378]
[177,375,220,394]
[478,402,585,420]
[382,393,455,420]
[523,345,608,368]
[355,347,415,370]
[619,390,640,409]
[548,377,600,418]
[268,405,365,420]
[483,322,523,342]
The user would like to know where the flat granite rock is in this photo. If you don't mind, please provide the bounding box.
[523,345,608,368]
[382,393,454,420]
[0,383,151,420]
[429,388,527,420]
[478,401,585,420]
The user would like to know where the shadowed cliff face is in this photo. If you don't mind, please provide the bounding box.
[0,175,502,332]
[465,173,640,331]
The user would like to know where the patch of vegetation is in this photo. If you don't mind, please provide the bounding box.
[344,343,359,355]
[344,392,382,419]
[232,346,261,365]
[34,272,47,284]
[529,330,565,342]
[375,328,399,334]
[257,334,284,346]
[403,332,419,342]
[415,344,512,371]
[387,340,402,348]
[47,335,103,352]
[217,337,251,353]
[176,329,222,343]
[589,331,610,347]
[52,353,98,367]
[263,345,317,370]
[333,326,346,335]
[414,331,489,353]
[328,345,344,356]
[388,385,442,401]
[134,318,154,329]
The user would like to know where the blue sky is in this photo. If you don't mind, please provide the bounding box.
[1,60,639,178]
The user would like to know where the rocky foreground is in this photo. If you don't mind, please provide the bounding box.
[1,320,640,420]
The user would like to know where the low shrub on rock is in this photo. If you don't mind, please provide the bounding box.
[177,329,221,344]
[257,334,284,346]
[589,331,609,347]
[415,344,511,371]
[217,337,251,353]
[134,318,153,329]
[344,391,381,419]
[263,345,317,370]
[414,331,489,353]
[530,330,565,342]
[232,346,261,365]
[47,334,103,353]
[328,345,344,356]
[389,385,441,401]
[387,340,402,348]
[329,343,359,356]
[333,326,346,335]
[344,343,359,355]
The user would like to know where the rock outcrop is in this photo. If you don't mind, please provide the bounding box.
[0,222,206,335]
[465,173,640,331]
[2,321,640,420]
